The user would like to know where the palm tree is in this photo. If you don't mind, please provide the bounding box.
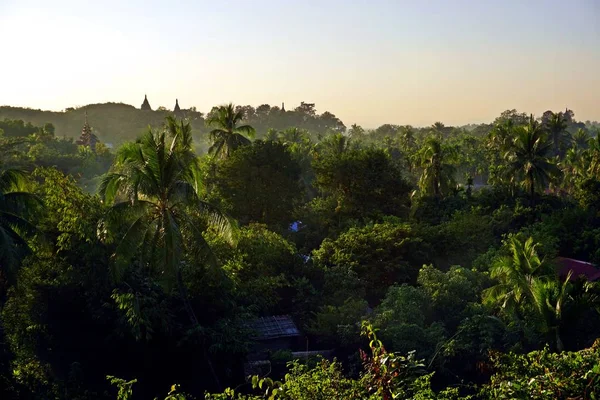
[417,136,456,198]
[488,120,515,154]
[99,117,234,387]
[398,126,416,153]
[531,272,572,352]
[503,116,560,201]
[100,116,233,299]
[585,133,600,177]
[278,127,309,145]
[316,133,352,157]
[545,112,570,157]
[483,236,554,317]
[573,128,589,150]
[206,103,255,159]
[560,147,585,194]
[432,121,446,135]
[0,168,39,280]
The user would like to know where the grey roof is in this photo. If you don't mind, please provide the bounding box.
[250,315,300,340]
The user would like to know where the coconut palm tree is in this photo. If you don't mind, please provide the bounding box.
[503,116,560,201]
[560,147,586,193]
[417,136,456,198]
[545,112,570,157]
[585,133,600,177]
[531,272,572,352]
[488,120,515,154]
[573,128,590,150]
[483,236,555,317]
[398,126,416,153]
[0,168,39,279]
[99,117,234,387]
[100,117,233,298]
[316,133,352,157]
[206,103,255,159]
[278,127,309,145]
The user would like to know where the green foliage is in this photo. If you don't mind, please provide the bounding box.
[107,375,137,400]
[2,105,600,399]
[207,224,303,315]
[483,236,555,315]
[0,167,40,280]
[211,141,303,229]
[206,323,458,400]
[312,146,411,221]
[206,103,255,159]
[32,167,104,255]
[480,342,600,399]
[313,221,432,303]
[0,104,205,148]
[372,285,446,359]
[306,297,368,347]
[416,136,457,198]
[502,116,561,200]
[99,117,233,285]
[418,265,490,329]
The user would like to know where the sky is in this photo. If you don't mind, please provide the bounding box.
[1,0,599,127]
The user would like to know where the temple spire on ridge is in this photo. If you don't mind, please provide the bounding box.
[141,94,152,111]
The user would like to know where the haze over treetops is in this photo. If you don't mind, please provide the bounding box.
[1,0,599,127]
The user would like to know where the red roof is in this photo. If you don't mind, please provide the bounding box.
[557,257,600,281]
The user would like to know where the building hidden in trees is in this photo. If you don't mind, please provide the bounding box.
[76,112,98,152]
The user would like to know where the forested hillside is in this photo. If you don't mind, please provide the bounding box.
[1,105,600,399]
[0,103,201,148]
[0,101,347,151]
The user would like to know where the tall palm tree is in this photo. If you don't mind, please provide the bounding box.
[316,133,352,157]
[100,116,233,299]
[545,112,570,157]
[488,120,515,154]
[206,103,255,159]
[585,133,600,177]
[503,116,560,201]
[531,272,572,352]
[417,136,456,198]
[573,128,589,150]
[0,168,39,280]
[398,126,416,153]
[483,236,554,317]
[99,117,234,386]
[278,127,309,145]
[560,147,585,194]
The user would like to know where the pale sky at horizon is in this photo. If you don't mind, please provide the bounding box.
[1,0,599,128]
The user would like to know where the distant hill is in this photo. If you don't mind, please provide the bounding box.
[0,103,206,148]
[0,101,351,155]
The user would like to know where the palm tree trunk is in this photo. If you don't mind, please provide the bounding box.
[528,175,535,206]
[176,269,222,390]
[555,329,564,352]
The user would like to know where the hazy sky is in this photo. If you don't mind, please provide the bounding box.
[1,0,599,127]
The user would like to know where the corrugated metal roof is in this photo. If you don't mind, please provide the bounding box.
[557,257,600,281]
[250,315,300,340]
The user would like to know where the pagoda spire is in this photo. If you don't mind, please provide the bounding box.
[82,111,91,135]
[76,111,98,152]
[174,98,182,116]
[141,94,152,111]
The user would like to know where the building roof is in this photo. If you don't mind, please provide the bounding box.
[250,315,300,340]
[557,257,600,281]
